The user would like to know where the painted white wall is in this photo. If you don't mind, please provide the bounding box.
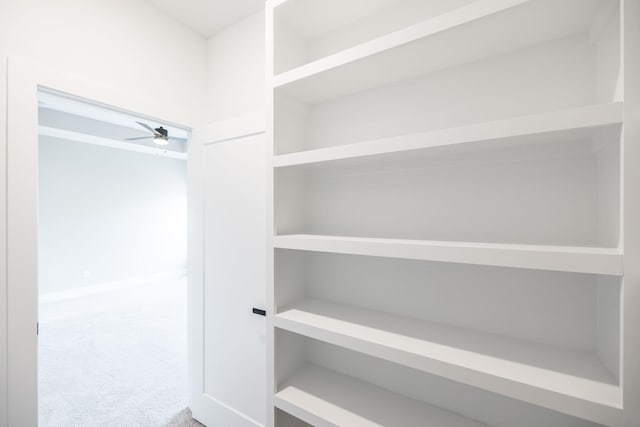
[0,0,208,124]
[38,137,187,295]
[0,1,206,420]
[206,10,266,122]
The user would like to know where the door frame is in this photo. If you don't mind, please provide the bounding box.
[3,57,195,427]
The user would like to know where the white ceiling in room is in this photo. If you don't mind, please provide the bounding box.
[38,91,189,159]
[146,0,265,37]
[38,91,189,139]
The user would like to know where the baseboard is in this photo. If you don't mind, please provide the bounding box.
[39,269,187,304]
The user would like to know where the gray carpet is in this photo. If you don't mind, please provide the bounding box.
[161,408,203,427]
[39,277,202,426]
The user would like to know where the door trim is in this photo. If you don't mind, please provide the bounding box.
[4,57,194,427]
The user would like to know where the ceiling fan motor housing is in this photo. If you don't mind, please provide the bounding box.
[155,126,168,137]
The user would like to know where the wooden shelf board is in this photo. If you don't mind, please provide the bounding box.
[273,0,605,103]
[274,103,623,168]
[275,298,623,426]
[273,234,623,275]
[275,363,488,427]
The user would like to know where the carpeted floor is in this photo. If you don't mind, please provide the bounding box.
[39,277,203,427]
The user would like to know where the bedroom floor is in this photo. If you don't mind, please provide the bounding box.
[38,276,202,427]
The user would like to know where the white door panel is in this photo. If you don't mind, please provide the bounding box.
[189,116,266,427]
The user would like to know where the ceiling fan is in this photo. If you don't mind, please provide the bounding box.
[125,121,187,146]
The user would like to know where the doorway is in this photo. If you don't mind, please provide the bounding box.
[36,92,193,425]
[6,59,267,427]
[4,58,198,426]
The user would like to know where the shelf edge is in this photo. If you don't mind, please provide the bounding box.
[272,0,531,89]
[273,235,623,276]
[274,364,488,427]
[273,103,624,168]
[274,309,623,426]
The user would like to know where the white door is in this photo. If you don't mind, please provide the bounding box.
[188,114,267,427]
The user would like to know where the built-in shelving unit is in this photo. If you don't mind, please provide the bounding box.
[267,0,631,425]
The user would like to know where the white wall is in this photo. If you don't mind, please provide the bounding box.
[38,137,187,295]
[0,0,208,123]
[206,10,266,122]
[0,1,207,420]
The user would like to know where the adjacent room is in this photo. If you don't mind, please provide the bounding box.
[37,92,191,426]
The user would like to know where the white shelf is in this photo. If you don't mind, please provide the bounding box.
[274,103,623,168]
[270,0,627,425]
[273,234,623,275]
[275,298,622,426]
[273,0,605,103]
[275,364,487,427]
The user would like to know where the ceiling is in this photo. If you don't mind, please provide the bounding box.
[38,91,189,159]
[146,0,265,37]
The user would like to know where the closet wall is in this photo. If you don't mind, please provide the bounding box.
[206,10,266,122]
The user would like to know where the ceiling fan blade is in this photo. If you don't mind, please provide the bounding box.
[168,136,188,143]
[124,136,152,141]
[135,121,157,134]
